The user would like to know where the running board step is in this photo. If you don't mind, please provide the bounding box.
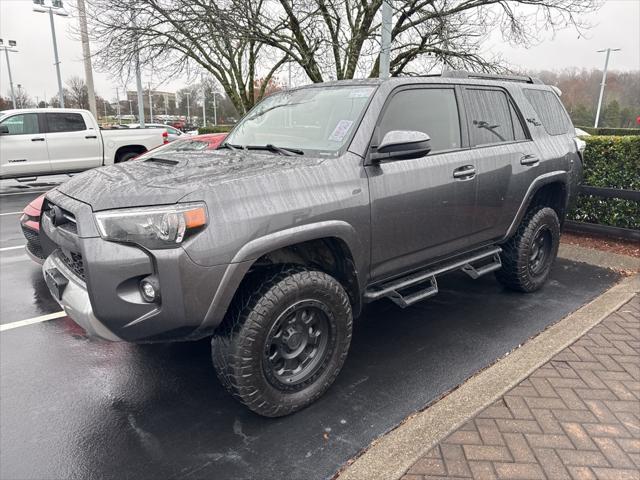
[364,246,502,308]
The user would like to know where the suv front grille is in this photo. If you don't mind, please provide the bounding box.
[44,200,78,234]
[59,250,86,281]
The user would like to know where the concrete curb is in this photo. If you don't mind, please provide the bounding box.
[558,243,640,272]
[337,273,640,480]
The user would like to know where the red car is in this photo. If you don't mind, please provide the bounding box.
[20,133,228,263]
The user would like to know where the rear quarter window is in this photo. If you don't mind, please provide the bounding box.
[523,89,572,136]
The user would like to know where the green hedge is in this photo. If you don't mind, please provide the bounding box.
[576,126,640,136]
[568,136,640,229]
[198,125,234,134]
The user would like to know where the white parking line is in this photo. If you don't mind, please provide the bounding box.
[0,311,66,332]
[0,245,25,252]
[0,211,22,216]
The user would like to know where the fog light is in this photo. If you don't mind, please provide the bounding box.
[140,276,160,302]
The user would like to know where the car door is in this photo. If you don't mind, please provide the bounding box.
[0,112,50,178]
[366,85,477,281]
[461,86,541,245]
[44,112,102,173]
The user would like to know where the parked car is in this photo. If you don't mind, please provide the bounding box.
[19,133,227,264]
[127,123,184,142]
[20,193,46,263]
[0,108,167,179]
[41,71,583,417]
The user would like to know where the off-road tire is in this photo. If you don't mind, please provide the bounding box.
[496,207,560,293]
[212,267,352,417]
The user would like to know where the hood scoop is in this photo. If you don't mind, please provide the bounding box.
[144,157,179,166]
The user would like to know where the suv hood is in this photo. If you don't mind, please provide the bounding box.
[57,150,328,211]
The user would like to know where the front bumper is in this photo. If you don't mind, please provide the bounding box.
[20,217,45,264]
[43,252,122,341]
[40,191,233,343]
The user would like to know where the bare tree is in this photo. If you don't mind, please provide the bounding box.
[85,0,287,114]
[85,0,601,112]
[66,76,90,109]
[241,0,601,81]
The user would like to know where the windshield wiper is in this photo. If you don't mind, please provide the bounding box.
[219,142,243,151]
[246,144,304,156]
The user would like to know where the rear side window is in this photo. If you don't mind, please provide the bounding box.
[379,88,461,153]
[523,89,571,136]
[0,113,39,135]
[46,113,87,133]
[465,88,516,146]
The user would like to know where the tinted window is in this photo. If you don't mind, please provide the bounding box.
[524,89,571,136]
[46,113,87,133]
[465,89,515,146]
[0,113,39,135]
[379,88,461,153]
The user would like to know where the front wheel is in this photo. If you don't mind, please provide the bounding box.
[212,268,352,417]
[496,207,560,293]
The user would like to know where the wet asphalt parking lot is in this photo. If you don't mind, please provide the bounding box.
[0,177,622,480]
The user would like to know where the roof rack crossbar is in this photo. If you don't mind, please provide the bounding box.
[439,70,543,84]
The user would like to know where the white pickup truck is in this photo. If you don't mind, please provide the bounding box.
[0,108,167,179]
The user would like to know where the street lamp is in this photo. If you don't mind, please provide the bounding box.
[594,48,621,128]
[0,39,18,108]
[33,0,69,109]
[185,92,191,124]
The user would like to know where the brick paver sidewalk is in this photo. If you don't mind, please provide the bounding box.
[402,295,639,480]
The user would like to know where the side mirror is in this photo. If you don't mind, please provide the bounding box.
[371,130,431,162]
[0,125,9,135]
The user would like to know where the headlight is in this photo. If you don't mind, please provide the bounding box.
[94,203,208,249]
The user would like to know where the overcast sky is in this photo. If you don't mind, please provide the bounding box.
[1,0,639,103]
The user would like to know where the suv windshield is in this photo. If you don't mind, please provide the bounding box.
[224,85,376,155]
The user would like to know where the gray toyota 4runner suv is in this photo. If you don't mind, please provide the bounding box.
[41,71,584,416]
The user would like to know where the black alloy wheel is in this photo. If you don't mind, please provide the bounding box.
[263,300,332,389]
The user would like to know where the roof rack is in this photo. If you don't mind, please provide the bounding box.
[440,70,543,84]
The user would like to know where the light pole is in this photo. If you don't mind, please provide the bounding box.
[594,48,621,128]
[115,87,121,122]
[213,92,218,126]
[201,72,207,127]
[379,0,392,79]
[33,0,68,109]
[128,99,133,117]
[17,84,23,108]
[185,92,191,124]
[148,83,153,123]
[0,39,18,108]
[76,0,97,118]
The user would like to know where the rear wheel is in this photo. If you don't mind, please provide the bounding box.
[212,267,352,417]
[496,207,560,292]
[115,151,140,163]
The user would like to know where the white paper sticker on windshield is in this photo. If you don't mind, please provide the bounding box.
[329,120,354,142]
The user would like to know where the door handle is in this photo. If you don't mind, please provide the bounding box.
[453,165,476,180]
[85,135,97,139]
[520,154,540,166]
[31,137,45,142]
